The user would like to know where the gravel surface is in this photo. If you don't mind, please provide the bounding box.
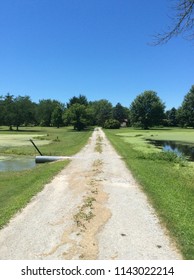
[0,128,182,259]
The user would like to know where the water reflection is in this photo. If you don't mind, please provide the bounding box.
[148,140,194,161]
[0,157,36,172]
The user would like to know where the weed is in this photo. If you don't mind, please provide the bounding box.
[74,196,96,229]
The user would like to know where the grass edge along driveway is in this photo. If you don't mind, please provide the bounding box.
[104,128,194,260]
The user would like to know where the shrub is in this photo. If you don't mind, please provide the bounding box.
[104,119,120,129]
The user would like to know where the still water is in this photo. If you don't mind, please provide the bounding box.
[148,140,194,161]
[0,157,36,172]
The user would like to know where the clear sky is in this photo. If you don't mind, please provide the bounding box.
[0,0,193,110]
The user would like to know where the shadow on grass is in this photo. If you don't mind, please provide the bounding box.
[66,126,95,132]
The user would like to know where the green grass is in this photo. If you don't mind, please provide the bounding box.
[0,126,93,156]
[104,127,194,260]
[0,126,93,229]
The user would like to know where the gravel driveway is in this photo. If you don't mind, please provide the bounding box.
[0,128,182,259]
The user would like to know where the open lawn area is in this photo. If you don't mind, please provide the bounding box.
[104,127,194,260]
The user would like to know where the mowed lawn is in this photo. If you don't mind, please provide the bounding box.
[104,127,194,260]
[0,126,93,229]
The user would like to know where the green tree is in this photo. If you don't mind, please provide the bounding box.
[89,99,113,127]
[165,107,178,127]
[2,93,15,130]
[130,91,165,129]
[178,85,194,127]
[112,103,129,124]
[67,94,88,108]
[0,96,4,125]
[36,99,60,126]
[51,104,64,128]
[63,103,89,131]
[14,96,36,130]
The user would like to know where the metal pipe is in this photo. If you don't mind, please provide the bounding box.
[29,139,43,156]
[35,156,71,163]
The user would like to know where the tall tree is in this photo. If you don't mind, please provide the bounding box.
[0,96,4,125]
[51,104,64,128]
[178,85,194,127]
[165,107,178,127]
[89,100,113,127]
[112,103,129,124]
[36,99,61,126]
[153,0,194,44]
[130,91,165,129]
[2,93,15,130]
[14,96,36,130]
[63,103,89,131]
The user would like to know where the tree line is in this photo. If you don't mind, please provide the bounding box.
[0,85,194,130]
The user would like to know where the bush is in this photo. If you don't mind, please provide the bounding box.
[104,119,120,129]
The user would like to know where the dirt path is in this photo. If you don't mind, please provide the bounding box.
[0,128,182,260]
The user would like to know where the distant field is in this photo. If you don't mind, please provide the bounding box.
[0,134,50,147]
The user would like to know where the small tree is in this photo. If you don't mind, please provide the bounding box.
[130,91,165,129]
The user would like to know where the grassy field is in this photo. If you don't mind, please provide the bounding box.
[104,127,194,260]
[0,126,92,229]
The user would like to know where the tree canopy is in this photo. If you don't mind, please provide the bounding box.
[177,85,194,127]
[1,86,194,130]
[130,91,165,129]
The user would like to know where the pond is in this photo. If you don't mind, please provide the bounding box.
[147,140,194,161]
[0,157,36,172]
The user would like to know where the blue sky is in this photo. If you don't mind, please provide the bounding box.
[0,0,193,110]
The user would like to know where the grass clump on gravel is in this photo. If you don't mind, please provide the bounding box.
[104,127,194,260]
[0,126,93,229]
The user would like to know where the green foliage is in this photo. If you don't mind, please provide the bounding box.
[112,103,129,123]
[130,91,165,129]
[1,93,15,130]
[89,99,113,127]
[36,99,64,127]
[63,103,89,131]
[67,94,88,108]
[178,85,194,127]
[51,105,64,128]
[165,107,178,127]
[14,96,36,129]
[104,119,120,129]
